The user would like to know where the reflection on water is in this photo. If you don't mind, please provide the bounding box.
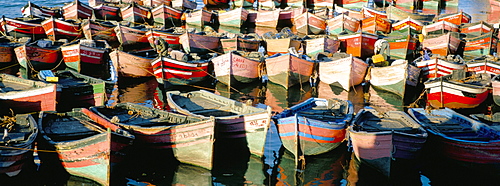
[317,82,365,112]
[264,81,315,113]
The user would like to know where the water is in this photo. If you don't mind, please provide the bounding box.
[2,0,500,185]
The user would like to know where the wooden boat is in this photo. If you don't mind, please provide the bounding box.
[338,0,368,10]
[408,107,500,165]
[294,11,326,35]
[0,114,38,177]
[114,24,150,52]
[218,8,249,28]
[307,0,335,9]
[386,27,418,60]
[461,21,494,37]
[21,1,61,18]
[39,70,111,111]
[338,32,378,59]
[165,90,272,157]
[204,0,230,6]
[463,32,498,60]
[391,16,424,33]
[120,2,152,24]
[61,39,110,74]
[274,97,354,156]
[422,32,461,57]
[255,9,280,28]
[62,0,94,20]
[369,60,421,98]
[145,29,182,50]
[0,73,58,114]
[185,9,214,31]
[286,0,303,7]
[424,71,491,109]
[385,5,435,22]
[220,34,260,53]
[264,37,301,56]
[434,10,471,26]
[0,16,46,39]
[232,0,256,7]
[278,6,306,21]
[422,20,459,36]
[92,3,122,21]
[171,0,197,10]
[304,36,340,58]
[317,52,368,91]
[361,15,391,34]
[14,39,64,71]
[258,0,281,9]
[334,4,363,20]
[109,49,154,78]
[179,32,220,54]
[362,7,388,19]
[211,51,263,85]
[413,54,465,79]
[467,56,500,76]
[150,4,183,28]
[265,53,316,89]
[142,0,172,7]
[41,17,82,41]
[81,19,119,48]
[417,0,441,14]
[150,55,210,86]
[89,102,217,170]
[349,107,427,177]
[326,13,360,35]
[0,39,22,66]
[37,108,134,186]
[493,74,500,106]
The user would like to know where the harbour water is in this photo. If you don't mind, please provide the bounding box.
[2,0,500,185]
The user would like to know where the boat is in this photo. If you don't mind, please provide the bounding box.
[217,8,249,28]
[0,73,58,114]
[220,34,261,54]
[141,0,172,7]
[204,0,230,6]
[391,16,424,33]
[89,102,217,170]
[62,0,94,20]
[278,6,306,21]
[37,108,134,186]
[114,24,150,52]
[185,9,214,31]
[493,74,500,106]
[179,32,220,54]
[413,54,465,79]
[361,15,391,34]
[39,70,112,111]
[0,114,38,177]
[265,53,316,89]
[424,71,491,109]
[0,38,22,67]
[150,4,183,28]
[254,9,280,28]
[317,52,368,91]
[463,32,498,60]
[338,32,378,59]
[274,97,354,157]
[422,32,461,57]
[434,10,471,26]
[211,51,264,86]
[460,21,494,37]
[362,7,388,19]
[338,0,368,10]
[92,3,121,21]
[0,16,46,39]
[81,19,119,48]
[304,36,340,58]
[422,20,459,36]
[265,80,314,113]
[120,2,152,24]
[41,16,82,41]
[257,0,281,9]
[294,11,327,35]
[368,60,421,98]
[385,5,435,22]
[307,0,335,9]
[348,107,427,177]
[232,0,256,7]
[61,39,111,74]
[171,0,197,10]
[150,54,211,87]
[145,29,182,50]
[326,13,360,35]
[386,27,418,60]
[467,55,500,76]
[408,108,500,165]
[21,1,61,18]
[334,4,363,20]
[263,36,301,56]
[165,89,272,157]
[109,49,154,78]
[14,39,65,71]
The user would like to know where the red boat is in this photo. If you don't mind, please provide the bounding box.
[338,32,378,59]
[92,3,121,21]
[114,24,150,52]
[460,21,494,37]
[326,13,360,35]
[145,29,182,50]
[204,0,230,6]
[294,11,326,35]
[361,15,391,34]
[422,32,461,57]
[82,19,119,47]
[120,2,152,24]
[61,39,111,73]
[392,16,424,33]
[150,56,210,86]
[413,54,465,79]
[21,1,61,18]
[0,16,46,39]
[434,10,471,26]
[109,49,154,78]
[362,7,388,19]
[62,0,94,20]
[150,4,183,28]
[14,39,64,71]
[41,17,82,41]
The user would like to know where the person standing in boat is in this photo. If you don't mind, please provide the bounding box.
[153,37,169,57]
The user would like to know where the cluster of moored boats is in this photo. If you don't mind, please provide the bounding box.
[1,0,500,185]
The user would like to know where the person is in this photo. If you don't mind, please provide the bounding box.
[421,47,432,60]
[153,37,169,57]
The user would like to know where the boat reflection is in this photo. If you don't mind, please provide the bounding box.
[107,77,158,107]
[366,85,405,113]
[264,81,315,113]
[317,81,365,112]
[215,81,266,107]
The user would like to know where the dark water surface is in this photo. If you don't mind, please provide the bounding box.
[2,0,500,185]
